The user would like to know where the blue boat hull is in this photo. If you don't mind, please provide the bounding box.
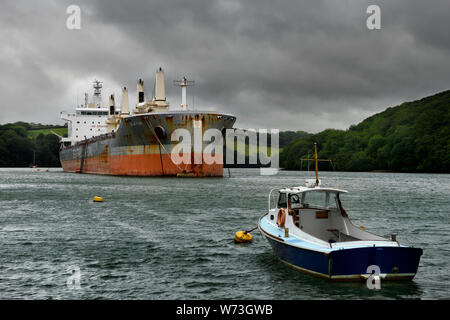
[261,229,422,281]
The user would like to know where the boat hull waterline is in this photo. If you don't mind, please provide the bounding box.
[258,213,423,281]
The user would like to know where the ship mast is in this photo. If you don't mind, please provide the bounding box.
[92,79,103,108]
[174,77,194,111]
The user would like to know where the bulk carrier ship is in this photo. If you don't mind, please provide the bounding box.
[59,68,236,176]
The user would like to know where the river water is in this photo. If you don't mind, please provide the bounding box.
[0,168,448,299]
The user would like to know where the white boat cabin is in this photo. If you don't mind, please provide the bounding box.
[267,183,393,248]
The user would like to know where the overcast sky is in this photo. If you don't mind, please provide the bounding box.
[1,0,449,132]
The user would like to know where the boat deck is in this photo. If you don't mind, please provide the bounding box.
[259,214,401,254]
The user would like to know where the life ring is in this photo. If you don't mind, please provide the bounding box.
[277,208,286,228]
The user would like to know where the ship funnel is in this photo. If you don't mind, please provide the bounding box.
[137,79,145,103]
[109,94,115,116]
[155,67,166,101]
[120,87,129,115]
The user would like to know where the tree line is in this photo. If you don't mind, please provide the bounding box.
[0,122,62,167]
[1,89,449,172]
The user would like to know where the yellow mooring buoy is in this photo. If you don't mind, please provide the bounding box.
[234,230,253,243]
[93,196,103,202]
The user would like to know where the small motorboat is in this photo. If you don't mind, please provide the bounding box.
[258,143,422,281]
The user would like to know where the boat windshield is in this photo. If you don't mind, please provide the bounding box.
[302,191,327,209]
[273,189,342,210]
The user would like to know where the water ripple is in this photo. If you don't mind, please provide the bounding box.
[0,168,448,299]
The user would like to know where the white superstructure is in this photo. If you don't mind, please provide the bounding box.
[60,80,112,145]
[60,107,110,144]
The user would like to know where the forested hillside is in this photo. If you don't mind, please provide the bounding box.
[280,90,450,173]
[0,122,65,167]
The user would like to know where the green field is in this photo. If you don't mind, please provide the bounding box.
[28,127,67,138]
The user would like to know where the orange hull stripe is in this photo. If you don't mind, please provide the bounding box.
[61,153,223,176]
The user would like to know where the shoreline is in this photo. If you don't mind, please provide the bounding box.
[0,166,448,174]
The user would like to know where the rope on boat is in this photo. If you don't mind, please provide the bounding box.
[244,226,258,234]
[234,226,259,243]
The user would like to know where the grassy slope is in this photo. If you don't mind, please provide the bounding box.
[28,127,67,138]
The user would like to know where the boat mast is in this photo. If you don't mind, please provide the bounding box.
[314,142,319,186]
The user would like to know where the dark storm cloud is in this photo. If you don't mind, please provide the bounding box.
[1,0,450,132]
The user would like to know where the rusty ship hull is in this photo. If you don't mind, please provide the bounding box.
[59,111,236,177]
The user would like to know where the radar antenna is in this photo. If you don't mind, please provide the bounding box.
[92,79,103,108]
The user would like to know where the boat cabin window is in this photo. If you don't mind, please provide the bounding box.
[289,194,302,209]
[327,192,338,209]
[277,192,287,208]
[302,191,327,209]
